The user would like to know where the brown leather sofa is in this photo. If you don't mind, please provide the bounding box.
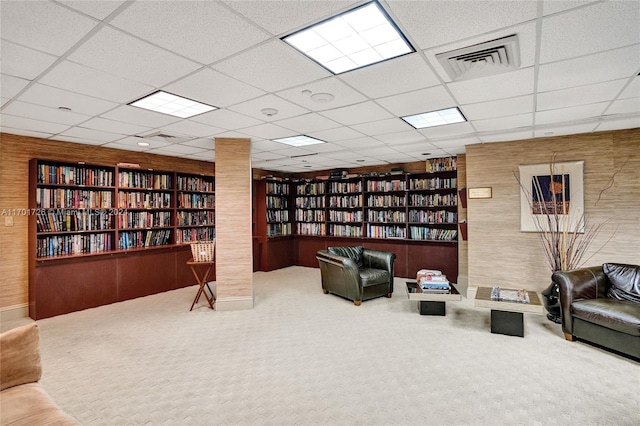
[0,323,79,425]
[316,246,396,306]
[552,263,640,359]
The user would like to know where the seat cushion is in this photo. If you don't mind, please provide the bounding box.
[0,383,79,425]
[359,268,389,287]
[572,298,640,337]
[603,263,640,303]
[328,246,364,267]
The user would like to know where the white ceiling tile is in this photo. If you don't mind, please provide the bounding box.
[430,136,480,149]
[17,83,118,116]
[295,142,347,154]
[461,95,534,121]
[110,1,269,64]
[112,136,171,150]
[39,60,154,103]
[158,120,225,138]
[542,1,600,16]
[537,79,628,111]
[375,86,457,117]
[374,130,426,145]
[391,142,440,156]
[351,146,402,157]
[229,94,310,122]
[388,0,537,49]
[2,101,91,126]
[424,22,537,82]
[473,113,533,132]
[101,142,152,153]
[448,67,535,104]
[306,126,364,142]
[533,122,598,137]
[276,76,368,111]
[58,1,127,20]
[350,118,412,136]
[0,1,97,55]
[319,101,393,125]
[148,144,206,155]
[184,151,215,162]
[445,146,467,155]
[418,122,476,139]
[478,130,534,143]
[332,136,385,149]
[606,98,640,116]
[59,126,124,142]
[340,54,440,99]
[1,40,57,80]
[50,135,106,146]
[540,2,640,63]
[0,127,54,139]
[538,45,640,92]
[0,114,70,134]
[271,147,315,158]
[68,27,201,87]
[222,0,357,35]
[182,138,214,150]
[1,98,9,108]
[100,105,181,128]
[79,117,153,136]
[163,68,265,109]
[239,123,297,140]
[618,77,640,100]
[212,40,330,92]
[0,74,30,99]
[252,151,288,161]
[274,113,341,134]
[251,139,292,152]
[595,115,640,132]
[190,109,264,130]
[535,103,608,125]
[376,152,422,163]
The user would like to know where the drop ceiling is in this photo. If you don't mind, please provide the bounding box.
[1,0,639,173]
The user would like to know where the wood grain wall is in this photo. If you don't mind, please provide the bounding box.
[465,128,640,292]
[214,138,253,309]
[0,132,215,310]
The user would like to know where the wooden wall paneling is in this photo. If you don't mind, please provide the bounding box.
[362,239,410,278]
[215,138,253,310]
[116,249,180,301]
[294,236,327,267]
[264,237,295,271]
[33,258,118,319]
[403,242,457,282]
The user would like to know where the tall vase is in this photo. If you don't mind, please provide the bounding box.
[541,281,562,324]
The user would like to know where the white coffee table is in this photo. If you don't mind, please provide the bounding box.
[406,281,464,316]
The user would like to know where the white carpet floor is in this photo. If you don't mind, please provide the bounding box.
[28,266,640,425]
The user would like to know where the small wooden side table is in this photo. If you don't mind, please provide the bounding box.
[187,259,215,311]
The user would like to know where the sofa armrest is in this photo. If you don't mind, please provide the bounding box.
[363,249,396,292]
[552,266,607,335]
[0,323,42,391]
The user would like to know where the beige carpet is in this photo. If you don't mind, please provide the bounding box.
[28,266,639,425]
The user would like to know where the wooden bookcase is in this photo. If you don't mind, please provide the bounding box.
[28,159,216,319]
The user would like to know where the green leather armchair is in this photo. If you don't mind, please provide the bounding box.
[316,246,396,306]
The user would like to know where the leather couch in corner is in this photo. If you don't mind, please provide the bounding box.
[552,263,640,359]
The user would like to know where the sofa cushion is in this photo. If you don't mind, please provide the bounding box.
[359,268,389,287]
[572,298,640,337]
[603,263,640,303]
[0,383,80,425]
[328,246,364,268]
[0,323,42,392]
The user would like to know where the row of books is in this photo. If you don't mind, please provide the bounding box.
[427,157,457,173]
[37,164,114,187]
[366,225,406,239]
[328,195,362,208]
[117,211,172,229]
[408,177,457,190]
[267,210,289,222]
[36,211,112,233]
[176,176,214,192]
[177,194,215,209]
[409,193,457,207]
[36,188,113,209]
[118,229,171,249]
[295,182,325,195]
[295,210,325,222]
[118,192,171,209]
[329,181,362,194]
[176,227,216,243]
[36,233,112,258]
[329,210,363,222]
[328,224,362,238]
[118,171,172,190]
[267,223,292,236]
[296,223,326,236]
[408,210,457,224]
[294,196,325,209]
[266,196,288,209]
[177,211,215,227]
[366,194,406,207]
[367,210,406,223]
[266,182,290,195]
[366,180,406,192]
[409,227,458,241]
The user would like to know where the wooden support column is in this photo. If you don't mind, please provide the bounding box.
[214,138,253,310]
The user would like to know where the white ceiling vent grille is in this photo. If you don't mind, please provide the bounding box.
[436,34,521,81]
[138,131,192,144]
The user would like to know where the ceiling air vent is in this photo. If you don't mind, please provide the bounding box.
[137,131,192,144]
[436,34,521,81]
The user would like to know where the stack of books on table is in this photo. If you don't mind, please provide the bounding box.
[416,269,451,293]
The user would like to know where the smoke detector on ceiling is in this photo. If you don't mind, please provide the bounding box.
[436,34,521,81]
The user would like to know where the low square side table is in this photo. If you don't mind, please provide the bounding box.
[406,281,463,316]
[474,287,543,337]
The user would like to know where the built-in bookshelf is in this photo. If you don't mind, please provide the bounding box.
[364,176,407,239]
[265,179,292,237]
[294,180,326,236]
[176,173,215,243]
[327,178,363,238]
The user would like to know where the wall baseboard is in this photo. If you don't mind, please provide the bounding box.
[215,296,254,311]
[1,304,29,321]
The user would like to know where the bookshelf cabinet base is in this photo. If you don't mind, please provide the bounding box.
[29,245,201,320]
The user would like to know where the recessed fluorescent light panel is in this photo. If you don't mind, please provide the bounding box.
[129,91,217,118]
[282,1,414,74]
[273,135,326,147]
[402,107,467,129]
